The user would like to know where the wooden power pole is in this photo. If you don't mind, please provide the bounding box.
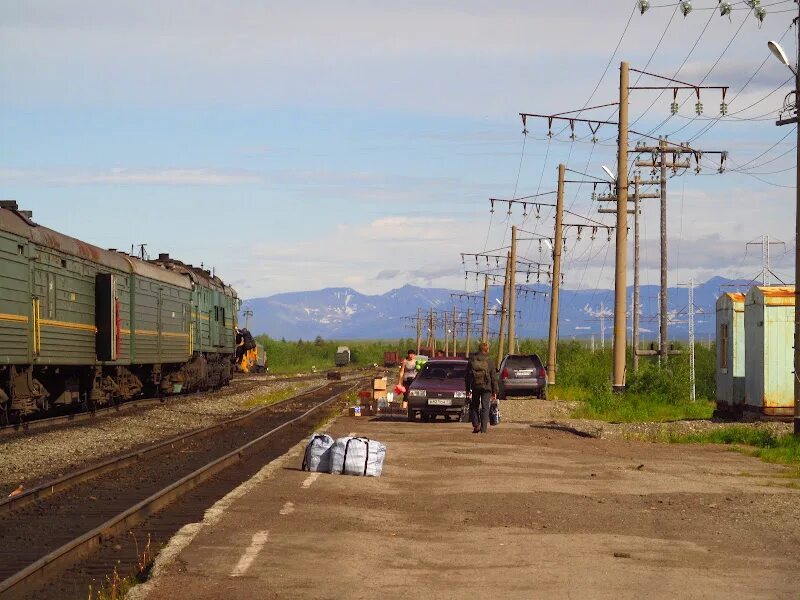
[466,307,473,355]
[452,306,457,356]
[416,307,422,355]
[508,225,518,354]
[429,308,435,353]
[612,60,630,392]
[546,163,566,385]
[496,253,511,365]
[481,275,489,343]
[632,174,641,374]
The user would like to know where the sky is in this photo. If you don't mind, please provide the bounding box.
[1,0,798,311]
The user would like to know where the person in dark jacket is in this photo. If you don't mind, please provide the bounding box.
[465,342,499,434]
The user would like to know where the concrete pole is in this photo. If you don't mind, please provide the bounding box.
[794,21,800,435]
[659,137,669,366]
[497,253,511,365]
[546,163,565,385]
[508,225,518,354]
[481,275,489,343]
[633,174,641,374]
[415,307,421,355]
[466,308,473,355]
[612,60,629,392]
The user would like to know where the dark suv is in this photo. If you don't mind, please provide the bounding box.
[498,354,547,399]
[406,358,468,422]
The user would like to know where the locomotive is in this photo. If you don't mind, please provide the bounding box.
[0,201,240,422]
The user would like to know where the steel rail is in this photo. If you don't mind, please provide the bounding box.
[0,380,336,516]
[0,371,346,437]
[0,379,360,598]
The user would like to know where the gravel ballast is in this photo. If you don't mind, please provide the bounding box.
[0,376,331,495]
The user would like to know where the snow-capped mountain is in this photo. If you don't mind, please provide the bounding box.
[239,278,755,341]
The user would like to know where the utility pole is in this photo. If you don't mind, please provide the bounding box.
[466,307,473,355]
[242,307,253,330]
[688,277,696,403]
[497,253,511,365]
[416,307,422,355]
[591,334,596,353]
[546,163,566,385]
[612,61,629,392]
[429,308,435,354]
[444,311,450,357]
[508,226,518,353]
[452,306,458,356]
[659,138,669,364]
[632,174,641,374]
[481,275,489,343]
[767,19,800,434]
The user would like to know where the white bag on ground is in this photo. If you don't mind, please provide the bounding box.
[302,433,335,472]
[329,436,386,477]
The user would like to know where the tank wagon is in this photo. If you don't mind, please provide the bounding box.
[0,201,239,422]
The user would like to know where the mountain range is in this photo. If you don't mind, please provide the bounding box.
[239,277,757,342]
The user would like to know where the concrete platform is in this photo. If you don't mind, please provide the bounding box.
[132,416,799,600]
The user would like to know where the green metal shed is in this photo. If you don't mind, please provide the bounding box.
[715,292,745,413]
[744,285,795,416]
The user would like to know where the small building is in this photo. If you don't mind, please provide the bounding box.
[744,286,795,416]
[715,292,745,413]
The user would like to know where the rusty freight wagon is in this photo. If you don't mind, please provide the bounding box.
[0,202,239,421]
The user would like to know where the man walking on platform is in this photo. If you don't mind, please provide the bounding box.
[465,342,498,434]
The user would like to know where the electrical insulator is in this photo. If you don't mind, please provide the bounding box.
[745,0,760,7]
[591,191,597,201]
[670,101,679,115]
[680,1,692,16]
[695,101,703,115]
[719,1,732,17]
[755,6,766,24]
[638,0,649,14]
[720,102,728,116]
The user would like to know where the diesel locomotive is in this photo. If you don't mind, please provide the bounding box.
[0,201,240,422]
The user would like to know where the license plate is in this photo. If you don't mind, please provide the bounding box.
[428,398,452,406]
[515,370,533,377]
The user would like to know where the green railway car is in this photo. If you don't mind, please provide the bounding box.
[0,202,239,421]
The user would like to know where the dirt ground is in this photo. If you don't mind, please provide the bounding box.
[132,406,799,600]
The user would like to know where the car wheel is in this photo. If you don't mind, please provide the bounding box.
[421,413,431,423]
[407,409,416,422]
[498,391,506,400]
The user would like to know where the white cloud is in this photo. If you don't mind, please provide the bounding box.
[0,167,262,186]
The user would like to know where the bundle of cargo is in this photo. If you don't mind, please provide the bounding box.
[301,433,386,477]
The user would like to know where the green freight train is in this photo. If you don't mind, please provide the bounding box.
[0,201,239,422]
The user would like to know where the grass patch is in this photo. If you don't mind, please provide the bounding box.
[88,533,153,600]
[573,393,715,422]
[665,426,800,469]
[243,385,301,408]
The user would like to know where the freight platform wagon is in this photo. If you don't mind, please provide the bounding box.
[715,292,745,413]
[744,286,795,416]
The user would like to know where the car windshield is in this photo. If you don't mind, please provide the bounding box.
[418,363,467,380]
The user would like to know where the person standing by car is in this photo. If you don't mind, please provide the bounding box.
[465,342,498,434]
[398,349,417,403]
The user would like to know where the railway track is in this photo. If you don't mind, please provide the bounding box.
[0,378,361,599]
[0,370,348,437]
